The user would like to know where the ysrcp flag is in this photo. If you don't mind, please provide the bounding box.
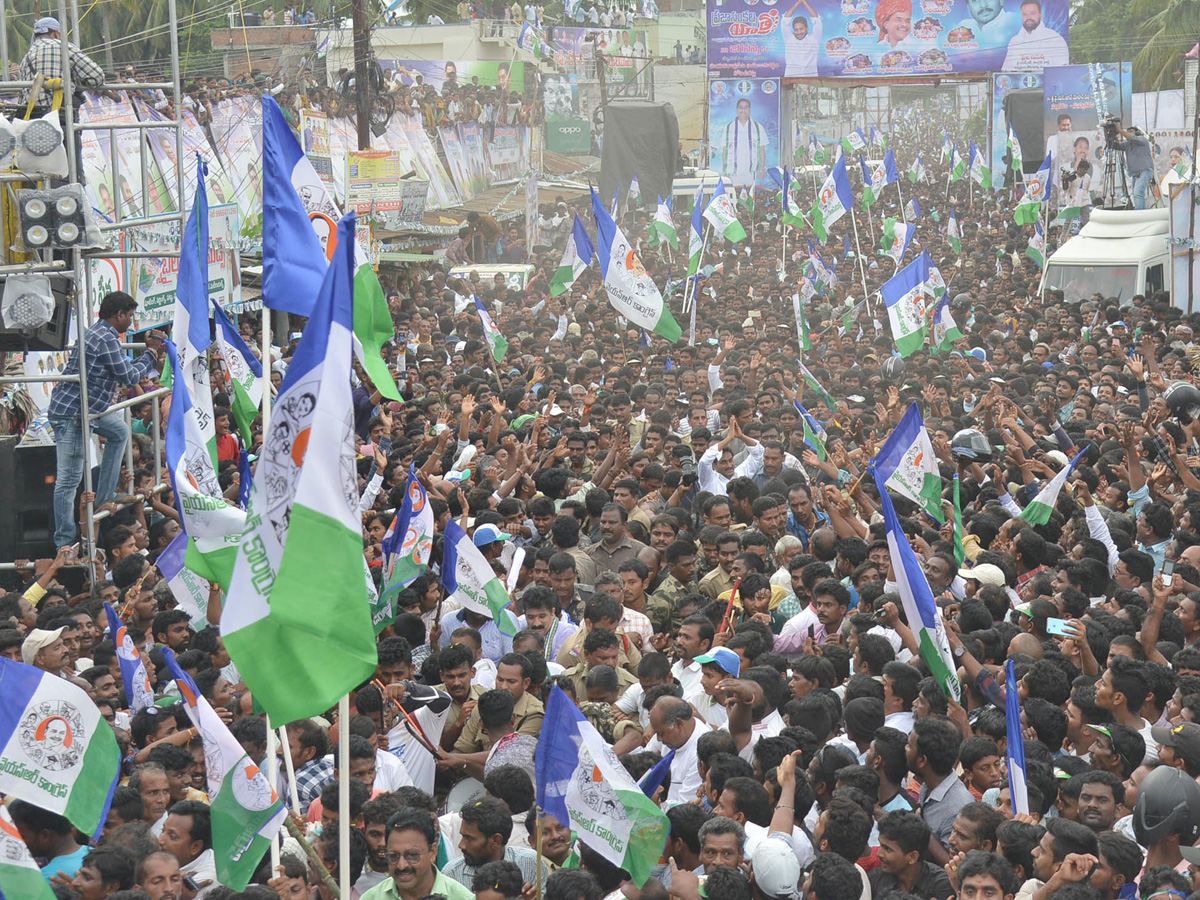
[874,474,960,702]
[1015,154,1052,225]
[103,603,154,713]
[0,658,120,839]
[969,141,992,189]
[550,214,594,297]
[380,464,435,629]
[474,295,508,363]
[212,301,263,445]
[1026,219,1046,268]
[164,340,246,589]
[1005,660,1030,815]
[702,178,748,243]
[0,805,55,900]
[810,154,853,243]
[871,401,944,524]
[222,214,378,726]
[163,649,286,891]
[881,253,931,358]
[880,218,915,265]
[536,686,669,886]
[650,195,679,249]
[441,520,517,635]
[591,188,682,342]
[931,298,965,352]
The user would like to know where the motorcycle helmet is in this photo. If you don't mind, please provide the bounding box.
[880,357,906,382]
[951,428,992,463]
[1132,765,1200,847]
[1165,381,1200,425]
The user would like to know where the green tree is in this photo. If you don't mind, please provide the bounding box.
[1070,0,1196,90]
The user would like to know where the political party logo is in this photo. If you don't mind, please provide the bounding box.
[571,745,627,822]
[231,757,276,811]
[19,701,85,772]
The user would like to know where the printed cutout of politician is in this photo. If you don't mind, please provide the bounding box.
[874,0,913,48]
[783,0,822,78]
[1002,0,1067,72]
[717,98,769,189]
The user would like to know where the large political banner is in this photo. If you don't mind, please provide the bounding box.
[708,78,781,190]
[551,27,651,97]
[991,71,1042,189]
[707,0,1068,79]
[1043,63,1132,184]
[380,60,526,94]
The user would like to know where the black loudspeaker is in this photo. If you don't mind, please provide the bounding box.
[0,275,72,351]
[0,436,57,561]
[599,101,679,211]
[1003,87,1047,176]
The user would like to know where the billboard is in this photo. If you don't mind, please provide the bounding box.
[707,0,1069,79]
[550,27,651,97]
[708,78,781,190]
[1043,63,1133,210]
[380,60,526,94]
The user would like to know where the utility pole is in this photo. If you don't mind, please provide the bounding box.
[352,0,370,150]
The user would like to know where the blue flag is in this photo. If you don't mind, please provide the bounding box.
[177,153,211,354]
[639,749,676,799]
[536,686,669,885]
[261,96,327,316]
[104,602,154,712]
[1006,660,1030,815]
[905,197,922,220]
[237,450,253,509]
[882,148,900,185]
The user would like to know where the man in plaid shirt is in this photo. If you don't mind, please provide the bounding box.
[19,17,105,108]
[48,291,164,549]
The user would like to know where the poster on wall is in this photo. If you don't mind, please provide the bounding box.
[380,60,526,94]
[991,71,1042,189]
[127,203,242,329]
[1149,130,1195,181]
[707,0,1068,79]
[708,78,780,190]
[301,109,333,187]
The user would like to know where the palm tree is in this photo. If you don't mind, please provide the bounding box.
[1131,0,1199,89]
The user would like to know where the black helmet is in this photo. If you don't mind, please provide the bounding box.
[881,357,906,382]
[951,428,992,463]
[1165,381,1200,424]
[951,292,973,310]
[1132,765,1200,847]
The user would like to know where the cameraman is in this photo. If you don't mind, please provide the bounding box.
[1111,122,1154,209]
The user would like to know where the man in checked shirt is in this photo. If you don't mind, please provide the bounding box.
[19,17,105,108]
[47,291,165,550]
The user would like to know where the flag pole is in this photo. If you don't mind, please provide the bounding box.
[535,808,545,899]
[686,221,714,313]
[266,718,280,868]
[339,693,351,900]
[895,176,907,226]
[849,216,869,303]
[279,725,303,813]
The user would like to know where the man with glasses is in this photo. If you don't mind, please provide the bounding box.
[361,808,473,900]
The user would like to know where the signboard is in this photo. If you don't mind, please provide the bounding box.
[347,150,404,214]
[525,174,539,253]
[396,181,429,227]
[128,203,242,328]
[301,108,333,187]
[1043,63,1133,211]
[708,78,781,189]
[1170,183,1200,314]
[547,119,592,155]
[706,0,1069,79]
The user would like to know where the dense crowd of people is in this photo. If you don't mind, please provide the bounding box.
[10,43,1200,900]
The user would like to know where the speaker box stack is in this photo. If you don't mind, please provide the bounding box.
[0,436,58,561]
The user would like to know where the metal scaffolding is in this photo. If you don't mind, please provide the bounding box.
[0,0,184,571]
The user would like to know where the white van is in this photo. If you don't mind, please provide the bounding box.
[1039,208,1170,305]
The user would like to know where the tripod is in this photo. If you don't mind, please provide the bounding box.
[1100,142,1132,209]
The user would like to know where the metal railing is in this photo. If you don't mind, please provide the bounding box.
[0,0,185,565]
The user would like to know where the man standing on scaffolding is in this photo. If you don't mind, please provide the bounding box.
[19,16,105,109]
[47,292,164,551]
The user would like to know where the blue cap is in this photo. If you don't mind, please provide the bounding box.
[968,347,987,361]
[693,647,740,677]
[472,523,512,547]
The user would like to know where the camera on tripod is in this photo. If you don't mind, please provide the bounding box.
[1102,116,1121,147]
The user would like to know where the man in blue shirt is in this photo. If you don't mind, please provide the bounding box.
[47,291,164,549]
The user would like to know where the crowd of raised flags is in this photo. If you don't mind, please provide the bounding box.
[0,107,1086,897]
